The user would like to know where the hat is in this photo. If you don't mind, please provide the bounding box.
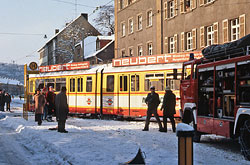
[150,86,155,90]
[165,86,171,91]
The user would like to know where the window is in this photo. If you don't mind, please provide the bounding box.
[120,76,128,91]
[147,10,153,27]
[169,1,175,18]
[181,0,196,13]
[186,31,192,51]
[121,22,126,37]
[129,47,133,56]
[56,78,66,92]
[206,25,214,46]
[147,42,153,55]
[70,78,75,92]
[185,0,191,11]
[166,79,180,90]
[29,81,34,93]
[131,75,140,91]
[164,2,168,19]
[121,49,126,57]
[120,0,124,9]
[205,0,214,4]
[45,79,55,89]
[36,79,44,90]
[128,18,133,34]
[138,15,142,30]
[128,0,132,5]
[77,78,83,92]
[231,18,239,41]
[183,64,191,80]
[107,75,114,92]
[138,45,143,56]
[144,73,164,91]
[169,36,175,53]
[86,77,92,92]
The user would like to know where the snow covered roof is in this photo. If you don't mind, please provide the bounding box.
[97,35,114,40]
[84,39,114,59]
[0,77,23,85]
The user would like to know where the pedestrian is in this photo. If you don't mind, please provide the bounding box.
[5,93,11,111]
[0,90,5,111]
[143,86,163,131]
[160,86,176,132]
[55,87,69,133]
[41,87,48,120]
[46,86,56,122]
[34,88,45,125]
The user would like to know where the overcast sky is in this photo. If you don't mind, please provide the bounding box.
[0,0,112,65]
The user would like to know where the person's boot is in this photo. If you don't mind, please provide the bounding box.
[142,127,149,131]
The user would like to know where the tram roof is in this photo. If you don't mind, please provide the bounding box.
[29,62,183,78]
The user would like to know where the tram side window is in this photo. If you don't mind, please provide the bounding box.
[120,76,128,91]
[29,80,34,93]
[36,79,44,90]
[144,74,164,91]
[107,75,114,92]
[77,78,83,92]
[166,79,180,90]
[86,77,92,92]
[56,78,66,92]
[131,75,140,91]
[70,78,75,92]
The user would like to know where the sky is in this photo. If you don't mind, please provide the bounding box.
[0,0,113,65]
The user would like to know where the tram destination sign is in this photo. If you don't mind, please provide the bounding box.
[112,52,202,67]
[39,61,90,72]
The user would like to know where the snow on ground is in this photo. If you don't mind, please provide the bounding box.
[0,98,249,165]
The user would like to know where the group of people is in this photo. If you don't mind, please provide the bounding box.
[34,86,69,133]
[0,89,12,112]
[143,86,176,133]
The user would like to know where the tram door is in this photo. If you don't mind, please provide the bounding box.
[68,77,77,113]
[118,74,130,116]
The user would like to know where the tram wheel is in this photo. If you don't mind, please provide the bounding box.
[239,120,250,161]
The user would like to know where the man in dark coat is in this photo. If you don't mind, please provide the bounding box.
[160,86,176,132]
[46,86,56,122]
[0,90,5,111]
[55,87,69,133]
[5,93,11,111]
[143,86,163,131]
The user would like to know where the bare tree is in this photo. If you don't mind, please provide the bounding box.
[93,5,114,35]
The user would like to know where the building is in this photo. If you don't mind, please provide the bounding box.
[38,13,100,66]
[84,35,115,64]
[114,0,248,58]
[0,77,24,96]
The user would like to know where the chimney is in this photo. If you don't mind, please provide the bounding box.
[81,13,88,21]
[55,29,59,34]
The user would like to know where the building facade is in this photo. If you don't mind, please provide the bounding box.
[114,0,248,58]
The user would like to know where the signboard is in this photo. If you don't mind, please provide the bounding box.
[29,62,38,70]
[39,61,90,73]
[112,52,203,67]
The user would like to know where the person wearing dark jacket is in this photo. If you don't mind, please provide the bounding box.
[46,86,56,122]
[143,86,163,131]
[0,90,4,111]
[160,87,176,132]
[5,93,11,111]
[55,87,69,133]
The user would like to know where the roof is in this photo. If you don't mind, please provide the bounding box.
[84,39,114,59]
[0,77,23,85]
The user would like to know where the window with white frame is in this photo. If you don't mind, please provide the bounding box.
[206,25,214,46]
[138,15,142,30]
[185,0,191,11]
[129,47,133,56]
[205,0,214,4]
[231,18,239,41]
[121,49,125,57]
[169,36,175,53]
[128,0,132,5]
[129,18,133,34]
[120,0,124,9]
[169,1,175,18]
[147,42,153,55]
[164,2,168,19]
[121,22,125,37]
[147,10,153,27]
[186,31,192,51]
[138,45,143,56]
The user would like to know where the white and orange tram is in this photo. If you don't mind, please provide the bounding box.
[28,62,183,118]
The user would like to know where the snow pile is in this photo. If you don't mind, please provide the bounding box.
[176,123,194,132]
[0,99,248,165]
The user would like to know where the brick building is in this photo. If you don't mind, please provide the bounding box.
[114,0,248,58]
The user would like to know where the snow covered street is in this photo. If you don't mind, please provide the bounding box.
[0,98,249,165]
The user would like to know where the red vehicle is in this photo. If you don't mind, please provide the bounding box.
[180,40,250,160]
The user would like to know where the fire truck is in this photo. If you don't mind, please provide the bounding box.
[180,34,250,160]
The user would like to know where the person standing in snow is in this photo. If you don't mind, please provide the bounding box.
[34,89,46,125]
[143,86,163,131]
[5,93,11,111]
[41,87,48,120]
[0,90,4,111]
[46,86,56,122]
[160,87,176,132]
[55,87,69,133]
